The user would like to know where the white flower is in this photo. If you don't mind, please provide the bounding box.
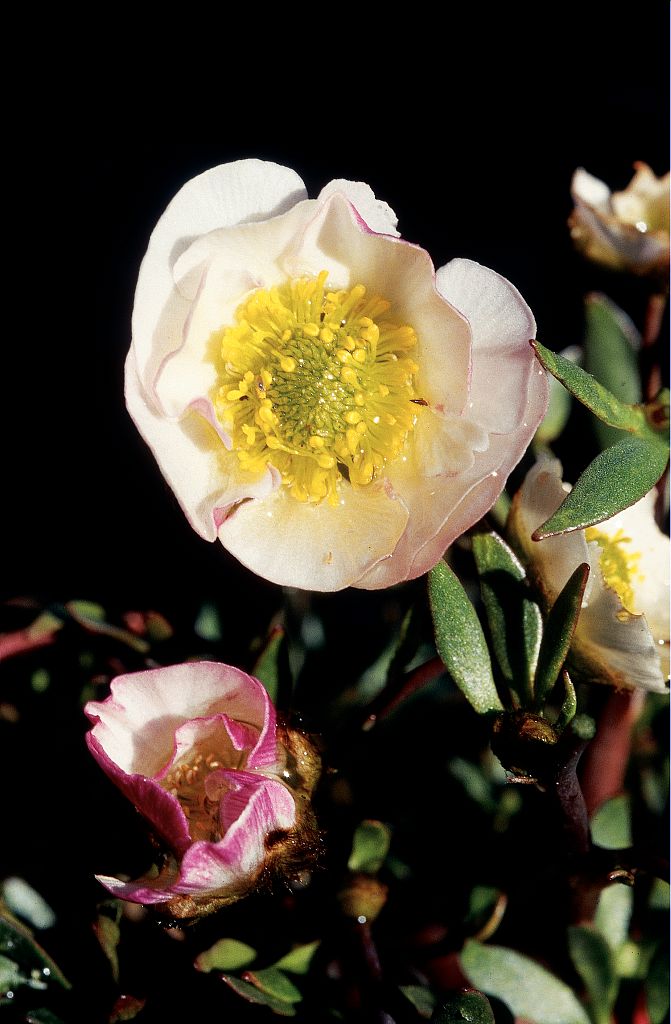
[127,159,548,591]
[509,459,669,693]
[569,163,670,277]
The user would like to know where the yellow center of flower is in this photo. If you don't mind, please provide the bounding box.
[585,527,643,613]
[214,270,420,504]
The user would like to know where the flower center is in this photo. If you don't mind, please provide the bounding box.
[214,270,420,504]
[585,527,643,613]
[163,750,241,843]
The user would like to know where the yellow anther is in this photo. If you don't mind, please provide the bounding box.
[384,413,397,425]
[345,410,362,425]
[281,329,292,342]
[309,435,326,449]
[280,356,297,372]
[351,285,366,300]
[354,392,366,407]
[241,424,257,444]
[261,369,273,389]
[356,421,367,435]
[378,384,390,397]
[336,349,351,363]
[266,436,282,449]
[346,429,360,455]
[341,367,358,385]
[258,406,275,425]
[359,316,373,328]
[303,323,320,337]
[362,324,380,345]
[320,327,335,344]
[226,388,243,401]
[317,454,336,469]
[353,349,367,364]
[343,336,356,351]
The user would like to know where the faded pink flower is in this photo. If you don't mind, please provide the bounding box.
[126,160,548,591]
[85,662,319,918]
[569,163,670,278]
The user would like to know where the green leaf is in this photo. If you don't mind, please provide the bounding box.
[555,671,577,733]
[194,602,222,641]
[591,795,632,850]
[532,340,649,436]
[93,910,121,982]
[274,941,320,975]
[583,295,641,450]
[194,937,256,973]
[400,984,436,1018]
[649,878,670,911]
[449,758,496,813]
[245,967,302,1003]
[460,940,590,1024]
[348,820,391,874]
[25,1011,67,1024]
[568,926,618,1024]
[533,564,590,708]
[65,601,150,654]
[221,974,296,1016]
[535,345,581,445]
[431,990,495,1023]
[1,878,55,931]
[646,938,670,1024]
[533,435,669,539]
[252,627,286,703]
[428,561,503,714]
[594,884,633,951]
[472,531,542,705]
[0,907,70,989]
[0,954,22,995]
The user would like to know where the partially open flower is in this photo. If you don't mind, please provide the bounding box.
[85,662,320,918]
[127,159,548,591]
[569,163,670,278]
[508,459,670,693]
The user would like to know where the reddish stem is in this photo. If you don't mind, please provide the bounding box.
[641,292,667,402]
[580,689,645,816]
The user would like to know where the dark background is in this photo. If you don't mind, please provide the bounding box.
[5,11,668,618]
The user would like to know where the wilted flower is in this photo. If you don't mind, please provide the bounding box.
[85,662,320,918]
[509,459,670,692]
[569,163,670,277]
[127,159,548,591]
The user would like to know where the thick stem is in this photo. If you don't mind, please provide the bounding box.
[552,732,591,857]
[641,292,667,402]
[580,689,645,817]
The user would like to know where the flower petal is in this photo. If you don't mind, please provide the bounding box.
[131,160,307,391]
[435,258,538,433]
[317,179,400,236]
[218,478,409,591]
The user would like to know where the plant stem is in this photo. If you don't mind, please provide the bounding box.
[552,731,591,856]
[641,291,667,402]
[580,689,645,817]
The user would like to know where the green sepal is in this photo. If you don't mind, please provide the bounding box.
[583,294,642,450]
[568,926,618,1024]
[460,940,590,1024]
[431,990,495,1023]
[348,820,391,875]
[194,937,256,973]
[533,564,590,709]
[273,941,320,975]
[428,561,503,714]
[533,435,669,539]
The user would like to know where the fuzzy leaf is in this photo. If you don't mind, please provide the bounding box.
[583,295,641,450]
[536,345,581,445]
[428,561,503,713]
[460,940,590,1024]
[555,671,577,732]
[221,974,296,1016]
[533,435,669,538]
[431,990,495,1023]
[194,938,256,973]
[591,795,632,850]
[348,820,391,875]
[274,941,320,975]
[244,967,302,1003]
[534,564,589,708]
[568,926,618,1024]
[472,531,542,704]
[400,984,436,1018]
[0,907,70,989]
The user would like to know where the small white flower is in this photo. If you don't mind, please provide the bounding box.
[509,459,669,692]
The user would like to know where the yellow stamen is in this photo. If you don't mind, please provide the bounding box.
[585,527,643,613]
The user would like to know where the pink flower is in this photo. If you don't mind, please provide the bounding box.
[85,662,319,917]
[127,159,548,591]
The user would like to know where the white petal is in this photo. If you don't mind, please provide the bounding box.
[571,168,612,211]
[218,480,409,591]
[317,179,400,236]
[436,258,538,433]
[577,588,668,693]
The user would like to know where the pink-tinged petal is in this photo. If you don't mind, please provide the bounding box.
[357,362,549,589]
[86,734,192,855]
[152,199,318,418]
[435,259,538,433]
[317,179,400,236]
[218,476,409,592]
[131,160,307,391]
[95,863,183,905]
[283,193,472,415]
[126,355,278,541]
[84,662,273,777]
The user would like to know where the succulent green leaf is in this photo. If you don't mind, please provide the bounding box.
[460,940,590,1024]
[244,967,302,1003]
[533,435,669,539]
[472,531,542,705]
[646,938,670,1024]
[568,926,618,1024]
[583,295,642,449]
[428,561,503,713]
[533,564,590,708]
[555,671,577,733]
[594,884,633,951]
[274,941,320,975]
[431,990,495,1023]
[0,907,70,989]
[532,340,649,436]
[536,345,581,445]
[348,820,391,875]
[253,627,286,703]
[194,937,256,973]
[400,984,436,1018]
[221,974,296,1016]
[591,795,632,850]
